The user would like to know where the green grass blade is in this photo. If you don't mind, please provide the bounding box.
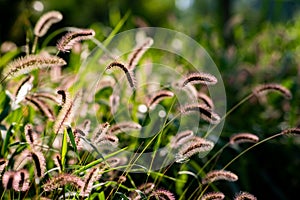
[61,128,68,171]
[1,123,14,156]
[66,126,80,161]
[114,192,130,200]
[98,191,106,200]
[73,146,128,174]
[0,49,20,67]
[0,92,11,123]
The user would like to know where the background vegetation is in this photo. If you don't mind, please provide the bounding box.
[1,0,300,199]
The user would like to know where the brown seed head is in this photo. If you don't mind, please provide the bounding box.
[202,170,238,185]
[252,83,292,99]
[34,11,63,37]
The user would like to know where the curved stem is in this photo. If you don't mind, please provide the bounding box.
[31,36,38,54]
[199,142,230,175]
[204,93,253,138]
[222,132,283,170]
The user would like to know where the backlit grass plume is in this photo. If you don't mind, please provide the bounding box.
[149,189,175,200]
[29,151,46,179]
[201,192,225,200]
[170,130,194,148]
[31,91,62,105]
[281,128,300,135]
[127,37,153,70]
[43,173,84,191]
[13,169,30,192]
[106,61,136,89]
[1,55,66,83]
[201,170,238,184]
[146,90,174,109]
[229,133,259,145]
[34,11,63,37]
[80,167,101,196]
[180,103,221,124]
[252,83,292,99]
[91,122,110,142]
[197,92,215,109]
[2,171,15,190]
[24,124,38,148]
[53,90,82,134]
[181,72,218,87]
[57,29,95,52]
[234,191,257,200]
[26,95,55,121]
[108,121,142,135]
[176,136,214,163]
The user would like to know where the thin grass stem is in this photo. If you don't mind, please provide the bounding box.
[204,94,253,138]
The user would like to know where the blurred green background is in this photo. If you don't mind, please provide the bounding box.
[1,0,300,199]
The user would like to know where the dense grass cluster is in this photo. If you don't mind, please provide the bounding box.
[0,10,299,200]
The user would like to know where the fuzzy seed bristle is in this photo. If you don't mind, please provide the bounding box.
[201,192,225,200]
[281,128,300,135]
[202,170,238,185]
[57,89,67,104]
[73,128,85,151]
[57,29,95,52]
[130,182,155,199]
[13,150,31,170]
[0,159,7,176]
[32,92,62,105]
[13,169,30,192]
[34,11,63,37]
[127,37,153,70]
[2,171,15,189]
[181,104,221,124]
[53,90,82,134]
[1,55,66,82]
[117,175,126,183]
[150,189,175,200]
[234,191,257,200]
[95,134,119,147]
[30,151,46,178]
[252,83,292,99]
[176,137,214,162]
[92,122,110,142]
[197,92,214,109]
[24,124,38,147]
[82,120,91,133]
[43,173,84,191]
[105,157,121,168]
[229,133,259,145]
[138,182,155,194]
[170,130,194,148]
[95,76,116,91]
[182,72,218,87]
[106,61,136,89]
[108,121,142,135]
[80,167,101,196]
[53,154,62,171]
[147,90,174,109]
[26,95,55,121]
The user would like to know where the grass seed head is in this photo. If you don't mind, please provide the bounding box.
[34,11,63,37]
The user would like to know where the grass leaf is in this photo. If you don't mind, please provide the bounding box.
[1,123,14,157]
[66,126,80,161]
[0,91,11,123]
[61,127,68,171]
